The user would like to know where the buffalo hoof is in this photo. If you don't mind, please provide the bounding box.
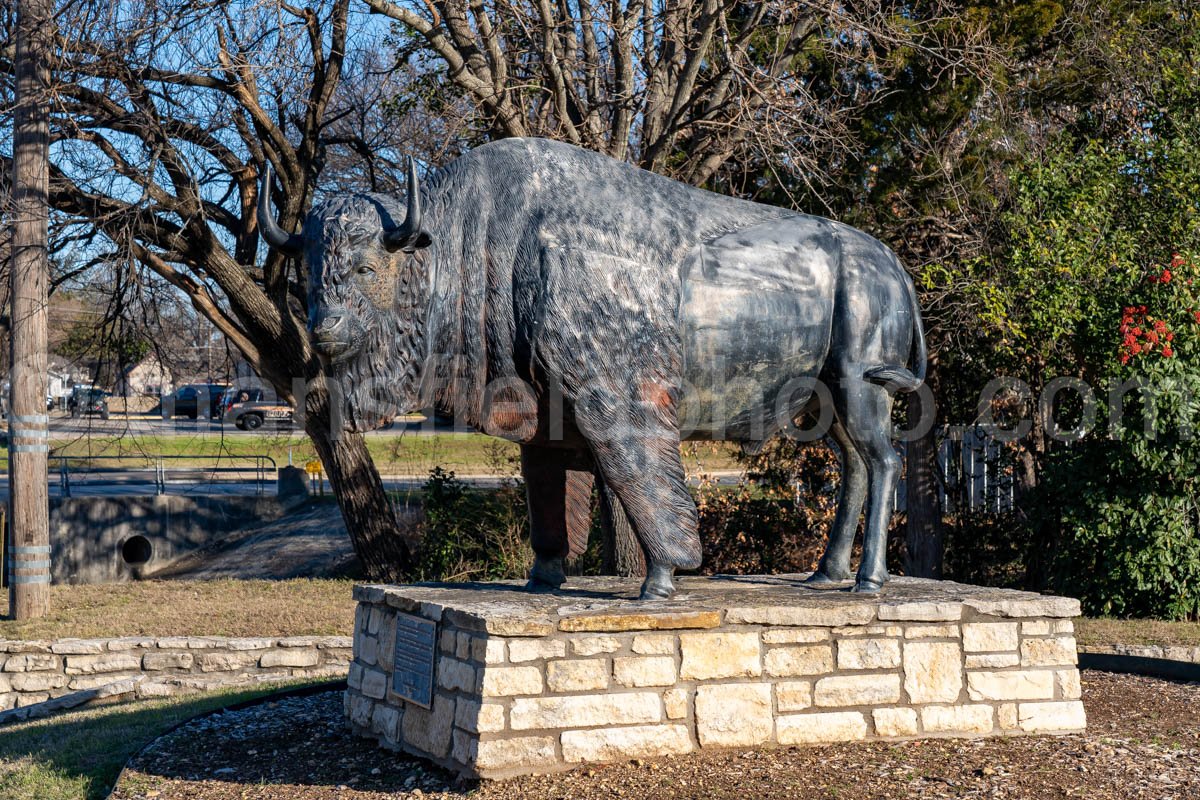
[850,578,884,594]
[638,564,676,600]
[803,570,851,586]
[526,556,566,593]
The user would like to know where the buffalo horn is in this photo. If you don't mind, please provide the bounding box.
[383,156,425,251]
[257,163,303,257]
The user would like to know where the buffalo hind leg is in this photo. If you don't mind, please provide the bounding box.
[589,434,701,600]
[834,377,901,593]
[804,418,868,585]
[522,445,572,591]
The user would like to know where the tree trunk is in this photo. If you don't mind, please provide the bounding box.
[7,0,53,619]
[303,387,414,581]
[904,389,944,579]
[598,476,646,577]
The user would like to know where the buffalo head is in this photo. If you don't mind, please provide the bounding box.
[258,158,433,430]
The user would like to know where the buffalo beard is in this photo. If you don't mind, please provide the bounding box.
[333,307,425,432]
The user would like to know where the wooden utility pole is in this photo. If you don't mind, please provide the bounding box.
[7,0,53,618]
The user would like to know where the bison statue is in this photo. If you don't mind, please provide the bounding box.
[258,138,927,600]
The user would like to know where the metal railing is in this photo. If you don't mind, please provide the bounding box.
[50,453,278,497]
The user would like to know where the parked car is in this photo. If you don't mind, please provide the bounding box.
[168,383,230,419]
[68,386,109,419]
[223,393,295,430]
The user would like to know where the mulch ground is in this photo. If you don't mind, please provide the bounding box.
[110,670,1198,800]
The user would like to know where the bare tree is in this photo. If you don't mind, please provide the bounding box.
[0,0,462,579]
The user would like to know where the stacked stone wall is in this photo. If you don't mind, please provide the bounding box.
[346,579,1087,779]
[1,635,351,711]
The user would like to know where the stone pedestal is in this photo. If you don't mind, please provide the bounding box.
[346,576,1085,779]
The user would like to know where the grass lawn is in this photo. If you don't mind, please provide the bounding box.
[1075,617,1200,648]
[0,681,322,800]
[3,431,743,476]
[0,579,356,641]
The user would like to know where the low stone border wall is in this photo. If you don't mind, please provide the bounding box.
[1,635,352,712]
[1080,644,1200,663]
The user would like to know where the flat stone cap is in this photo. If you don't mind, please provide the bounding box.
[353,575,1081,637]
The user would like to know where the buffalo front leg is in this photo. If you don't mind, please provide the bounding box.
[522,445,574,591]
[588,433,701,601]
[833,378,901,593]
[804,419,868,585]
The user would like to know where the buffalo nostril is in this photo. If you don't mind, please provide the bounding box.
[313,314,345,339]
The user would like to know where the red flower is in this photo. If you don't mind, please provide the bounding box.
[1163,346,1174,358]
[1154,319,1167,332]
[1162,269,1173,283]
[1121,354,1131,365]
[1172,253,1185,267]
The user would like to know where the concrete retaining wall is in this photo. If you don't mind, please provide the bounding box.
[0,635,351,712]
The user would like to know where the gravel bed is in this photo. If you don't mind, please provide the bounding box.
[111,670,1200,800]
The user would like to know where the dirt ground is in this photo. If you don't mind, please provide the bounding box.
[110,670,1198,800]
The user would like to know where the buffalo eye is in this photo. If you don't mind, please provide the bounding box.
[356,266,374,277]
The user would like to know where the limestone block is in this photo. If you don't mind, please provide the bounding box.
[1021,620,1050,635]
[1018,700,1086,732]
[964,596,1080,618]
[967,670,1055,701]
[437,659,477,693]
[454,699,506,733]
[998,702,1019,730]
[471,637,506,664]
[873,707,919,737]
[360,668,388,700]
[764,645,833,677]
[904,625,959,640]
[371,703,401,741]
[17,692,50,707]
[348,662,364,691]
[878,602,961,622]
[1021,637,1078,666]
[3,654,59,672]
[452,730,475,765]
[777,711,868,744]
[224,638,276,651]
[480,666,543,697]
[376,624,396,666]
[260,649,320,669]
[962,623,1019,653]
[155,637,190,650]
[725,605,874,627]
[559,611,720,633]
[509,693,661,730]
[64,653,142,675]
[142,652,194,671]
[561,724,694,762]
[402,694,455,758]
[903,641,962,704]
[965,653,1020,669]
[1052,620,1075,635]
[508,640,567,663]
[663,688,689,719]
[632,634,676,655]
[106,637,157,651]
[439,630,456,654]
[0,693,16,711]
[547,659,609,692]
[814,674,902,707]
[475,737,558,774]
[775,681,812,712]
[193,652,257,673]
[0,675,9,693]
[348,693,374,728]
[570,636,621,656]
[762,628,829,644]
[1056,669,1082,700]
[10,672,68,692]
[679,632,761,680]
[694,684,773,747]
[837,638,901,670]
[613,656,675,688]
[358,636,379,667]
[50,639,106,655]
[921,704,994,733]
[456,632,472,661]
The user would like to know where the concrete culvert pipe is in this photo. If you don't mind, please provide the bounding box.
[121,535,153,565]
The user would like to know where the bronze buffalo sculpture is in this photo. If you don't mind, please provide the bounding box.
[259,138,927,599]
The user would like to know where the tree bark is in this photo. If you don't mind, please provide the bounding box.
[7,0,53,619]
[303,384,414,581]
[904,389,944,579]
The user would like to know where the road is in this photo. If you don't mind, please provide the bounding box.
[41,412,468,437]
